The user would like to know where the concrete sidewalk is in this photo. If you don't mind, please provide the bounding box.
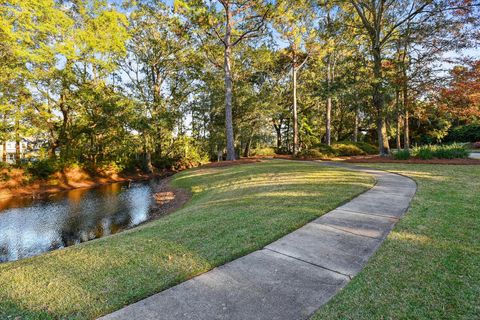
[99,162,416,320]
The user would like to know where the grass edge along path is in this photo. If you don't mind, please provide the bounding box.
[312,163,480,320]
[0,160,373,320]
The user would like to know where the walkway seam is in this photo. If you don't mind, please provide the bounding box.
[263,247,353,280]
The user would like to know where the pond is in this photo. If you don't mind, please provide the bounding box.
[0,180,159,263]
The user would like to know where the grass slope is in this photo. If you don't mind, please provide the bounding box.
[313,164,480,320]
[0,160,372,319]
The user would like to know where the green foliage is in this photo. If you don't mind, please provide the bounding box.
[392,149,410,160]
[27,159,58,179]
[297,148,330,159]
[412,145,434,159]
[410,144,469,159]
[445,124,480,142]
[312,143,335,155]
[337,141,378,155]
[331,143,366,156]
[251,147,276,156]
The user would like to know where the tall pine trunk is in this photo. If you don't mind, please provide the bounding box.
[372,46,390,156]
[353,107,359,142]
[325,55,332,145]
[223,9,235,161]
[403,73,410,150]
[292,58,299,156]
[395,89,402,150]
[325,55,332,146]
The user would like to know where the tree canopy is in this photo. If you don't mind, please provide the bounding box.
[1,0,479,169]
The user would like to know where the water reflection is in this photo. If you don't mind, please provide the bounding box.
[0,181,156,263]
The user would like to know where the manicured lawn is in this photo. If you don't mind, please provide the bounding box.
[0,160,372,319]
[313,164,480,319]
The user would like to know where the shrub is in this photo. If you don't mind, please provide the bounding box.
[412,145,434,159]
[251,147,276,157]
[274,146,290,155]
[312,143,335,155]
[337,141,378,155]
[473,141,480,149]
[392,149,410,160]
[411,144,469,159]
[445,124,480,142]
[27,159,58,179]
[297,148,330,159]
[331,143,366,156]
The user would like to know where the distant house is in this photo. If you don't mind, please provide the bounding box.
[1,140,30,163]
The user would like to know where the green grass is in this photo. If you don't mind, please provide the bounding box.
[0,160,373,319]
[312,164,480,320]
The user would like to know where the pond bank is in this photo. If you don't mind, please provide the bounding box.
[0,166,173,202]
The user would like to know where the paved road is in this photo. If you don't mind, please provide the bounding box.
[98,161,417,320]
[470,152,480,159]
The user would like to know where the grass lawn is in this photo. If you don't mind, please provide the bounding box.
[0,160,373,320]
[312,164,480,319]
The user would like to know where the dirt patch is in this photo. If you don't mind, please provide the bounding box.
[148,177,191,219]
[342,155,480,165]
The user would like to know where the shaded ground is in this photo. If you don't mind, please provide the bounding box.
[312,164,480,319]
[0,160,372,320]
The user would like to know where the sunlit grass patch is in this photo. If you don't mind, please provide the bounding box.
[312,164,480,320]
[0,160,373,320]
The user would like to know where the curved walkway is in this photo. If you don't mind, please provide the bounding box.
[99,161,416,320]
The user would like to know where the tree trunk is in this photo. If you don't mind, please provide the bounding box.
[15,116,21,164]
[403,76,410,150]
[292,61,299,156]
[223,9,235,161]
[273,121,282,149]
[395,89,402,150]
[326,56,332,146]
[2,141,6,162]
[372,46,390,156]
[243,135,252,158]
[404,110,410,150]
[353,107,359,142]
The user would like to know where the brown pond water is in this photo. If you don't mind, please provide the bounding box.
[0,180,160,263]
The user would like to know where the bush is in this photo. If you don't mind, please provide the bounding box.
[331,143,366,156]
[412,145,434,159]
[473,141,480,149]
[445,124,480,142]
[392,149,411,160]
[274,146,290,155]
[337,141,378,155]
[411,144,469,159]
[312,143,335,155]
[297,148,330,159]
[27,159,58,179]
[251,147,276,157]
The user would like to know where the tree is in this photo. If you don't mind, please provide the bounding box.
[274,0,317,155]
[176,0,270,160]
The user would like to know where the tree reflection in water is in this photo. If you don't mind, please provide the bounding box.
[0,181,155,263]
